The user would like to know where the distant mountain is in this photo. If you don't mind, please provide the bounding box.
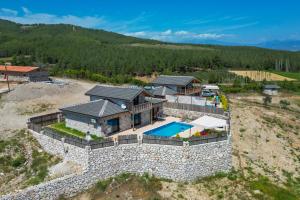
[258,40,300,51]
[0,19,300,76]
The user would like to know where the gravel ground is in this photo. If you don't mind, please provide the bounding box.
[0,78,94,139]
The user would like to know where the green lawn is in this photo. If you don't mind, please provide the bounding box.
[49,122,103,140]
[49,122,86,138]
[271,71,300,81]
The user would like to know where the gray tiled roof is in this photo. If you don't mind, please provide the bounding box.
[85,85,145,101]
[145,97,167,104]
[151,75,198,86]
[60,100,128,118]
[149,86,177,96]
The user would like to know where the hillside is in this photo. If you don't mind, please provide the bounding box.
[0,19,300,77]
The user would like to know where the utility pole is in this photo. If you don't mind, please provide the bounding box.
[4,63,10,92]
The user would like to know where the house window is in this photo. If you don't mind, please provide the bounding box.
[133,96,139,105]
[107,118,120,133]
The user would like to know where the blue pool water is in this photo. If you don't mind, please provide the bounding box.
[144,122,193,137]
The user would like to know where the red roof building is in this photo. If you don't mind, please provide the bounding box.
[0,65,49,82]
[0,65,39,73]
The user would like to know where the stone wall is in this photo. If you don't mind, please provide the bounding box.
[0,131,231,200]
[64,112,102,137]
[141,110,151,126]
[31,131,89,167]
[100,113,132,135]
[88,140,231,181]
[163,107,229,120]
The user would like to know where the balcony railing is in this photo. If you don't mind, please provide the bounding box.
[177,87,201,95]
[132,102,152,113]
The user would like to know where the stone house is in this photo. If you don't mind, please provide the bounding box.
[150,75,201,96]
[60,85,165,137]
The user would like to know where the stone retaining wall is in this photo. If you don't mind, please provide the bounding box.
[0,131,231,200]
[31,131,89,167]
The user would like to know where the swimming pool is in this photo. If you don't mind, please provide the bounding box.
[144,122,193,137]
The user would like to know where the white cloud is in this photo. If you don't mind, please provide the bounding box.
[0,8,18,16]
[0,7,233,43]
[207,22,259,32]
[161,29,172,36]
[124,30,229,42]
[22,7,31,15]
[175,31,189,35]
[0,7,105,28]
[125,31,146,37]
[195,33,225,39]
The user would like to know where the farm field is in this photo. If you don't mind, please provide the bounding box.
[229,70,296,81]
[271,71,300,81]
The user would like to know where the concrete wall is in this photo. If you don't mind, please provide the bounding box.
[163,107,229,120]
[0,131,231,200]
[0,74,29,82]
[166,95,207,106]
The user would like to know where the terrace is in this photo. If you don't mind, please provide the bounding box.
[28,112,229,143]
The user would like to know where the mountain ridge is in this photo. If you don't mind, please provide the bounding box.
[0,19,300,74]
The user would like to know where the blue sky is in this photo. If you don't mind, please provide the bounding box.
[0,0,300,44]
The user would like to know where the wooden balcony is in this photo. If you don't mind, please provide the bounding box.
[177,87,201,95]
[131,102,152,113]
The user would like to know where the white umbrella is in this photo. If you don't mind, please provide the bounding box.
[191,115,227,129]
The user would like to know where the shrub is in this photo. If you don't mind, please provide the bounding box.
[263,95,272,106]
[175,134,180,138]
[279,99,290,109]
[249,176,297,200]
[11,154,26,168]
[139,173,162,192]
[96,178,112,192]
[220,95,228,111]
[193,131,201,137]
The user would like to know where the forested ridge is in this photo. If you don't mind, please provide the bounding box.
[0,19,300,78]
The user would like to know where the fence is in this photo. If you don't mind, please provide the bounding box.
[41,127,228,149]
[164,102,225,115]
[43,127,115,149]
[29,112,229,149]
[118,134,138,144]
[89,138,115,149]
[143,135,184,146]
[27,112,64,132]
[188,132,228,145]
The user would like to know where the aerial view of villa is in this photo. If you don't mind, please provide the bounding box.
[1,1,300,200]
[61,85,165,137]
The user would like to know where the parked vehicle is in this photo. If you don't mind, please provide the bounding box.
[201,90,215,97]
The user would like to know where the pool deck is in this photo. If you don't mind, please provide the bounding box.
[112,116,204,139]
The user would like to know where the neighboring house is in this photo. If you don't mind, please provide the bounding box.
[151,75,201,95]
[147,86,177,98]
[60,85,165,137]
[201,84,220,93]
[0,65,49,82]
[263,85,280,96]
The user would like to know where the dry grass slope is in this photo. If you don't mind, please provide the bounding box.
[229,70,296,81]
